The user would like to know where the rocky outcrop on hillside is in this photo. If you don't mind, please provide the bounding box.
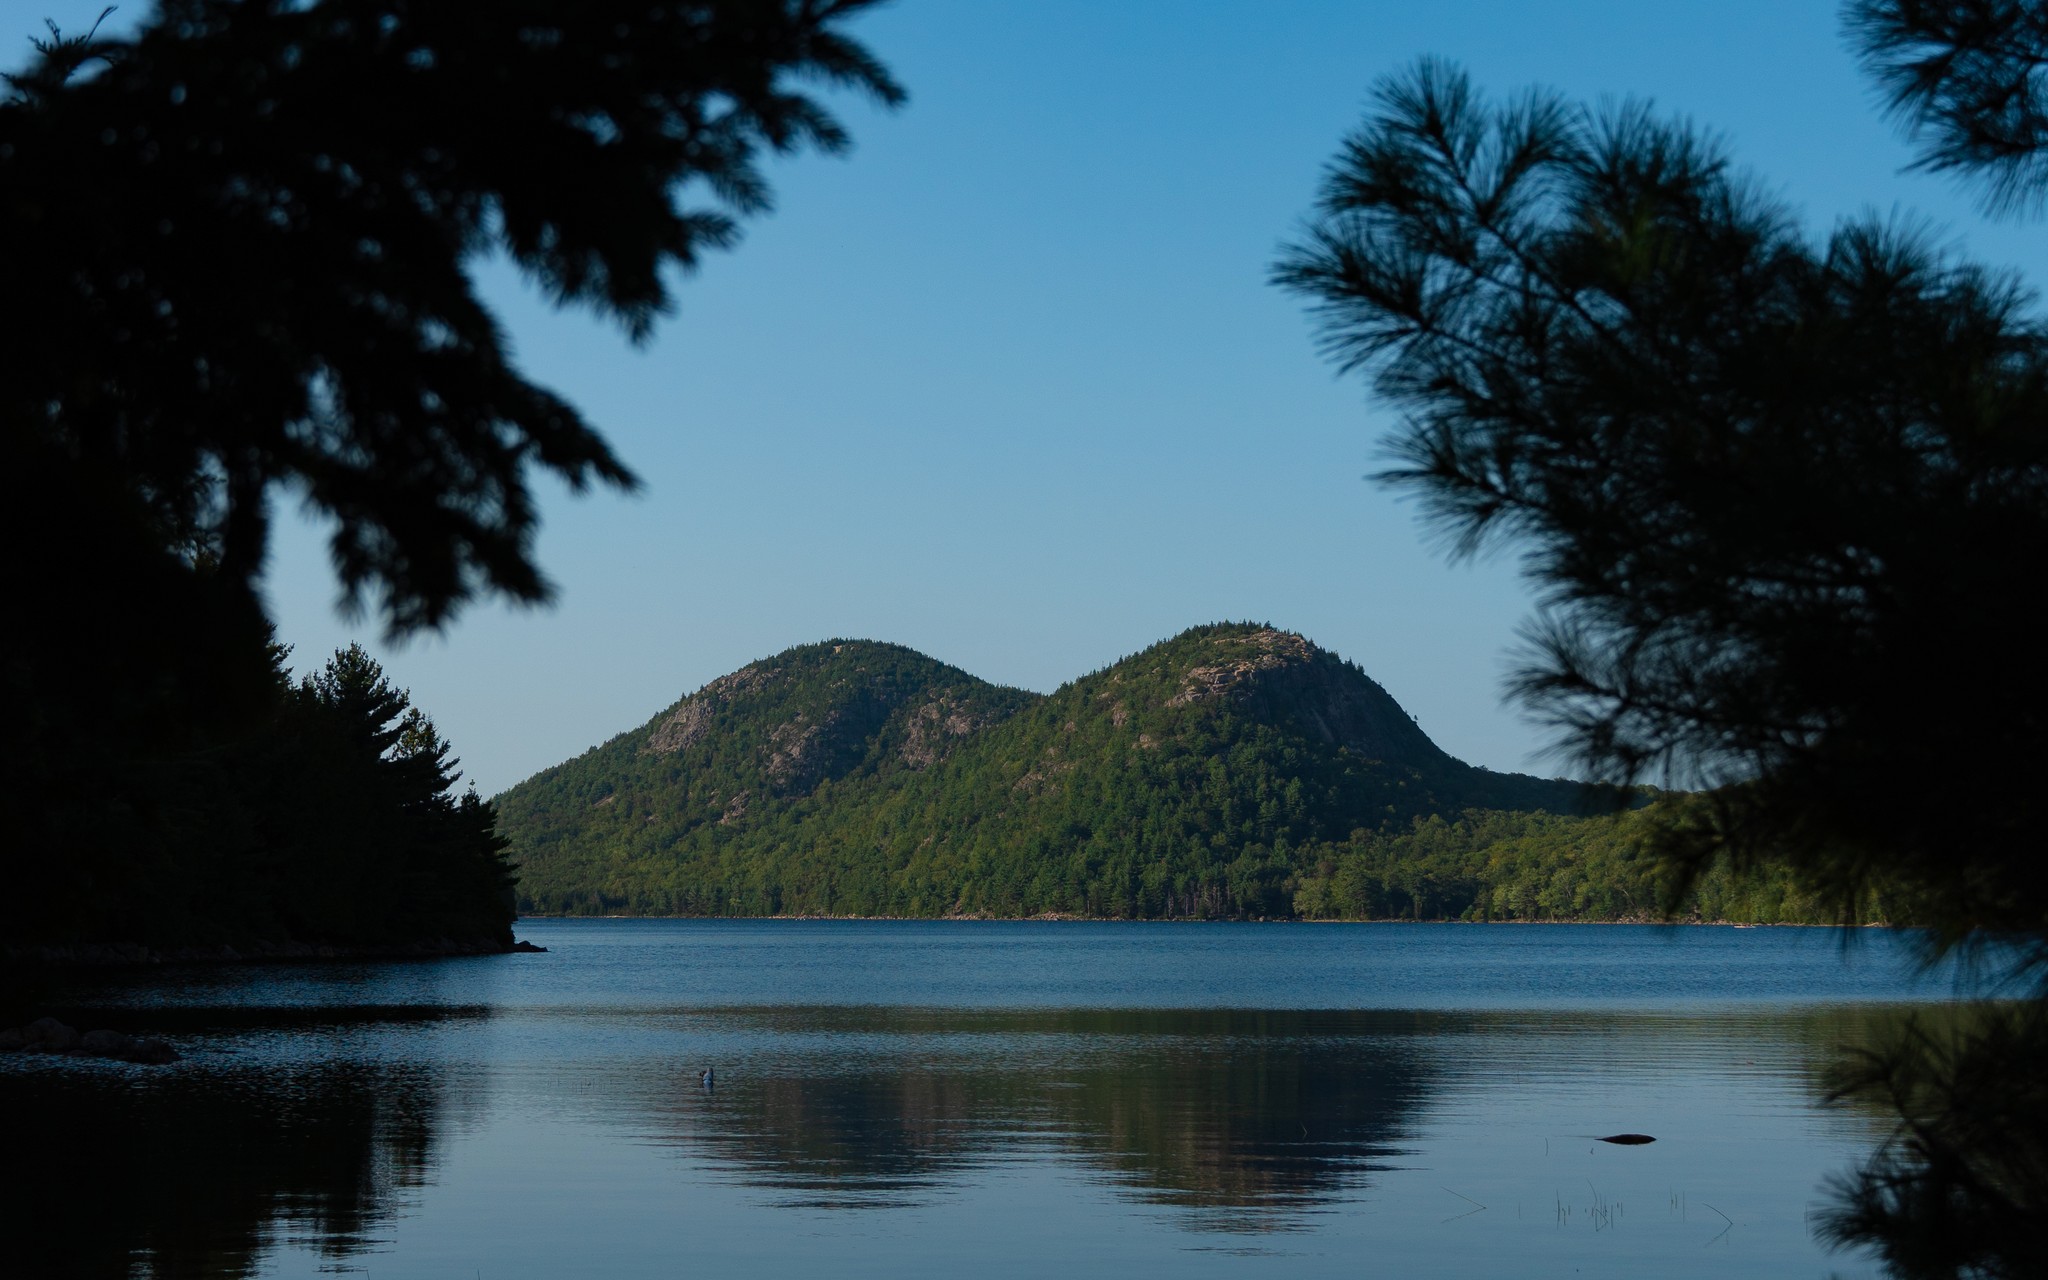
[901,693,1010,768]
[1165,627,1317,705]
[640,644,1027,794]
[1160,627,1451,767]
[645,664,780,754]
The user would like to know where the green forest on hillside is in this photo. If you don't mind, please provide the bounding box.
[498,624,1865,924]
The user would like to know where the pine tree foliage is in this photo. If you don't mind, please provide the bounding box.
[1272,57,2048,952]
[1849,0,2048,216]
[1816,1002,2048,1280]
[0,1,901,950]
[2,0,904,631]
[1276,26,2048,1275]
[12,640,517,949]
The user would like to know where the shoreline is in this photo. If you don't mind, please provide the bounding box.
[3,936,547,970]
[3,918,1888,971]
[514,913,1880,928]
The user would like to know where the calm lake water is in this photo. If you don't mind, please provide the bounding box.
[4,921,1973,1279]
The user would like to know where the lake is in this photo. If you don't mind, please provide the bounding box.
[3,921,1970,1278]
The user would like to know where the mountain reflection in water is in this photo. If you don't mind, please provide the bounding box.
[627,1009,1433,1225]
[4,923,1949,1279]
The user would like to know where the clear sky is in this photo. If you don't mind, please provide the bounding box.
[13,1,2045,795]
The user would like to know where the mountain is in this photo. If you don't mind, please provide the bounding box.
[497,623,1632,919]
[495,639,1037,911]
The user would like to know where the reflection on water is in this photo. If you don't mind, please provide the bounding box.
[5,1061,456,1279]
[2,923,1951,1278]
[631,1010,1433,1225]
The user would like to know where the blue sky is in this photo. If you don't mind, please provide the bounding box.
[12,2,2044,795]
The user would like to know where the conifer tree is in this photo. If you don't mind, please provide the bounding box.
[1276,10,2048,1271]
[0,1,901,943]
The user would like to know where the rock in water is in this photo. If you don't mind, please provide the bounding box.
[24,1017,77,1050]
[78,1029,135,1055]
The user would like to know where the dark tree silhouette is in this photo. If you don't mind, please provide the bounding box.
[1848,0,2048,215]
[278,643,518,945]
[1273,58,2048,950]
[0,0,901,949]
[3,0,903,632]
[1274,45,2048,1279]
[1816,1003,2048,1280]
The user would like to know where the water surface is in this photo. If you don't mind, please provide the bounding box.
[6,921,1959,1278]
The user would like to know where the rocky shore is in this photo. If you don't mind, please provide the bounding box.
[0,1017,177,1064]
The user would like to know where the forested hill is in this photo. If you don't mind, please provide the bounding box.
[500,623,1746,920]
[496,638,1039,898]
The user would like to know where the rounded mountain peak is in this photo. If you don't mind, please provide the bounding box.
[1094,623,1452,770]
[639,637,1036,791]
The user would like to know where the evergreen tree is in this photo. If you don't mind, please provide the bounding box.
[1272,56,2045,948]
[1275,12,2048,1272]
[284,644,515,945]
[2,0,903,633]
[0,1,901,946]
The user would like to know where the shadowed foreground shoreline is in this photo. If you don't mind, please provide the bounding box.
[4,937,547,969]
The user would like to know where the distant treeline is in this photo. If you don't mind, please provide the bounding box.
[1288,805,1889,925]
[520,803,1873,926]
